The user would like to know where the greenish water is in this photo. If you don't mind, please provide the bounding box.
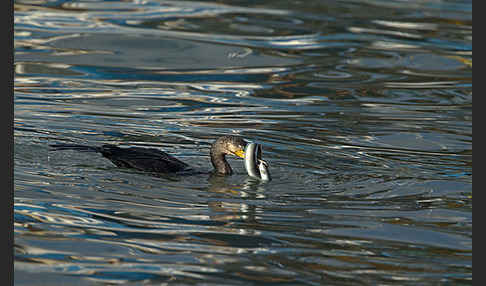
[15,0,472,285]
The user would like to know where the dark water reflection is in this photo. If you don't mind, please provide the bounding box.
[15,0,471,285]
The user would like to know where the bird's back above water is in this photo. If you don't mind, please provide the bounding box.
[50,144,190,173]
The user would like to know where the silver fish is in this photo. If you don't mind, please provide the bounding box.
[244,142,271,181]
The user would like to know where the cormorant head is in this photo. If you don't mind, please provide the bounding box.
[212,135,247,159]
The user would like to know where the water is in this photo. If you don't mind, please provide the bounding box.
[14,0,472,285]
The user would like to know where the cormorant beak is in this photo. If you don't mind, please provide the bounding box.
[233,149,245,159]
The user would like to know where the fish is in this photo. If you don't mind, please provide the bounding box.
[244,142,271,181]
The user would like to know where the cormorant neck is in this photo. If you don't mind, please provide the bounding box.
[210,148,232,175]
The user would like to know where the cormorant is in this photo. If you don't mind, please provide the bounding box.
[50,135,247,176]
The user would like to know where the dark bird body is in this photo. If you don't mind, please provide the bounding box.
[50,135,247,175]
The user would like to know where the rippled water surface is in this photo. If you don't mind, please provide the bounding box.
[14,0,472,285]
